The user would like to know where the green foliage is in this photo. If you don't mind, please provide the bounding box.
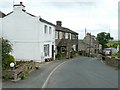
[112,53,118,57]
[21,70,29,80]
[2,54,16,70]
[2,38,12,56]
[55,53,67,60]
[21,73,26,80]
[1,38,15,70]
[107,41,120,48]
[97,32,113,49]
[25,69,29,77]
[55,53,62,60]
[4,73,10,80]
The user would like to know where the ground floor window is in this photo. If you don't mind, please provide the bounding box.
[44,44,49,56]
[61,47,66,53]
[73,45,76,51]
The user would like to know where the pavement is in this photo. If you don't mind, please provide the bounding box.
[2,56,119,89]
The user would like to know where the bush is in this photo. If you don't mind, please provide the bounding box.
[4,73,10,80]
[21,73,26,80]
[1,38,15,70]
[55,53,62,60]
[112,53,118,58]
[25,69,29,77]
[2,54,16,70]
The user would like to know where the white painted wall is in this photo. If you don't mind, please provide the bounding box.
[2,4,55,62]
[41,22,55,60]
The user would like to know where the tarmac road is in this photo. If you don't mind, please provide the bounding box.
[2,57,118,89]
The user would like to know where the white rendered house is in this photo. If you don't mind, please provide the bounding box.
[0,11,6,37]
[2,2,55,62]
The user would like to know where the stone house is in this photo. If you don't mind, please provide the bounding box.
[55,21,78,58]
[78,33,99,55]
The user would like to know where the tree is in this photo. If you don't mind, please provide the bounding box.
[0,38,15,70]
[97,32,113,49]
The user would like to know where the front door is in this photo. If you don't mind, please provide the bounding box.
[52,45,54,60]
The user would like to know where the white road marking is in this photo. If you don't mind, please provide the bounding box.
[42,60,70,88]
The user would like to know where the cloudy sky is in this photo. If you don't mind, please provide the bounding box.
[0,0,119,40]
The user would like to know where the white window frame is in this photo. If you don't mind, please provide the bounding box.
[59,32,63,39]
[65,33,68,39]
[49,26,52,34]
[55,31,58,39]
[44,44,49,56]
[44,25,47,34]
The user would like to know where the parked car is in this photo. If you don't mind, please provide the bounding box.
[102,48,118,60]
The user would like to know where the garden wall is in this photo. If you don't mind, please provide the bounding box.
[105,57,120,69]
[2,61,36,81]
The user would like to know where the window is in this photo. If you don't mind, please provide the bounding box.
[73,45,76,51]
[76,35,78,39]
[44,25,47,34]
[59,32,63,39]
[71,34,76,40]
[65,33,68,39]
[55,31,58,39]
[69,33,71,40]
[44,44,49,56]
[49,27,52,34]
[61,47,66,53]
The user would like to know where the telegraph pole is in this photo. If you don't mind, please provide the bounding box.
[89,33,91,57]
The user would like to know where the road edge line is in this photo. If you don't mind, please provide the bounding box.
[41,60,69,88]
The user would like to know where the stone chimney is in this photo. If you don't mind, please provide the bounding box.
[13,2,25,11]
[56,21,62,27]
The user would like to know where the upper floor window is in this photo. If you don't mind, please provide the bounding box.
[49,27,52,34]
[44,25,47,34]
[55,31,58,39]
[76,35,78,39]
[59,31,63,39]
[65,33,68,39]
[71,34,75,40]
[68,33,71,39]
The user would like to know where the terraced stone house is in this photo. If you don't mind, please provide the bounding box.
[55,21,78,58]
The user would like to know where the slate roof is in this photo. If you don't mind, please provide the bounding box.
[39,18,55,26]
[0,11,6,18]
[1,3,78,35]
[56,25,78,35]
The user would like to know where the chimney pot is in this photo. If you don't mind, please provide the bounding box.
[20,2,23,5]
[56,21,62,27]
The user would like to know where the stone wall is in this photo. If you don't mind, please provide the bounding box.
[105,57,120,69]
[2,61,36,81]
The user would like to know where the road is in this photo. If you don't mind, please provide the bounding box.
[2,57,118,88]
[45,57,118,88]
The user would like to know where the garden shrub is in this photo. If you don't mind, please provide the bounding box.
[112,53,118,58]
[1,38,16,70]
[2,54,16,70]
[25,69,29,77]
[21,73,26,80]
[4,73,10,80]
[55,53,62,60]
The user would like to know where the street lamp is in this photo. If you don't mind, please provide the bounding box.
[10,62,15,70]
